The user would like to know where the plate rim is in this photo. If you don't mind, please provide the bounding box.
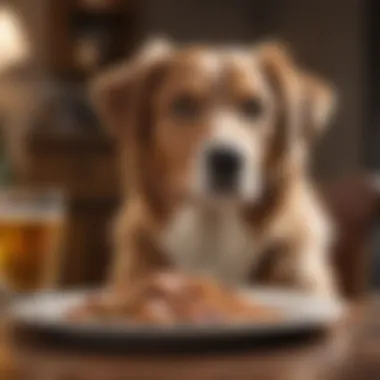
[8,287,346,337]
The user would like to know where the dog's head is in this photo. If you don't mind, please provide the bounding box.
[92,39,336,207]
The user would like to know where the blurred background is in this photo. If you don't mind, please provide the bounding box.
[0,0,375,293]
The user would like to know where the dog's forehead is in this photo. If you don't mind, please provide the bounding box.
[169,47,265,87]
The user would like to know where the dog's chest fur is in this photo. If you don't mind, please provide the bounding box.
[161,205,262,284]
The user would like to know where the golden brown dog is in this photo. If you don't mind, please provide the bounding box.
[91,39,338,298]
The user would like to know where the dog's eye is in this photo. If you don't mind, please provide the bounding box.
[170,94,202,121]
[238,97,264,119]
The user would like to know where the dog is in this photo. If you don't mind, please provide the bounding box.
[91,38,338,298]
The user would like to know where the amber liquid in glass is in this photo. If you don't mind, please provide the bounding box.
[0,211,64,292]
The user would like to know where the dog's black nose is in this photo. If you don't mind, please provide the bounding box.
[206,146,242,192]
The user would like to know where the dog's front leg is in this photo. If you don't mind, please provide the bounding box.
[108,202,170,295]
[292,237,339,299]
[255,240,338,299]
[78,208,169,315]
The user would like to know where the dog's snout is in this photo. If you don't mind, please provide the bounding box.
[206,146,242,192]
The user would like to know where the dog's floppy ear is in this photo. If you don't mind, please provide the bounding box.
[90,38,173,137]
[302,72,337,141]
[256,41,302,163]
[256,41,337,144]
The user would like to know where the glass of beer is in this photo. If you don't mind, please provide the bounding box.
[0,188,66,292]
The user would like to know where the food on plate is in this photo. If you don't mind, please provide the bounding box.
[67,272,280,325]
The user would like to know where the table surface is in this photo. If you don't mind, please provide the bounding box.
[1,297,380,380]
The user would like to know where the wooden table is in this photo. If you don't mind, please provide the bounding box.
[1,297,380,380]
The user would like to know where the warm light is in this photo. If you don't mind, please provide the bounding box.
[0,7,29,72]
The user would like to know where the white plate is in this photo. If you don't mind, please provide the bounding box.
[9,288,346,353]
